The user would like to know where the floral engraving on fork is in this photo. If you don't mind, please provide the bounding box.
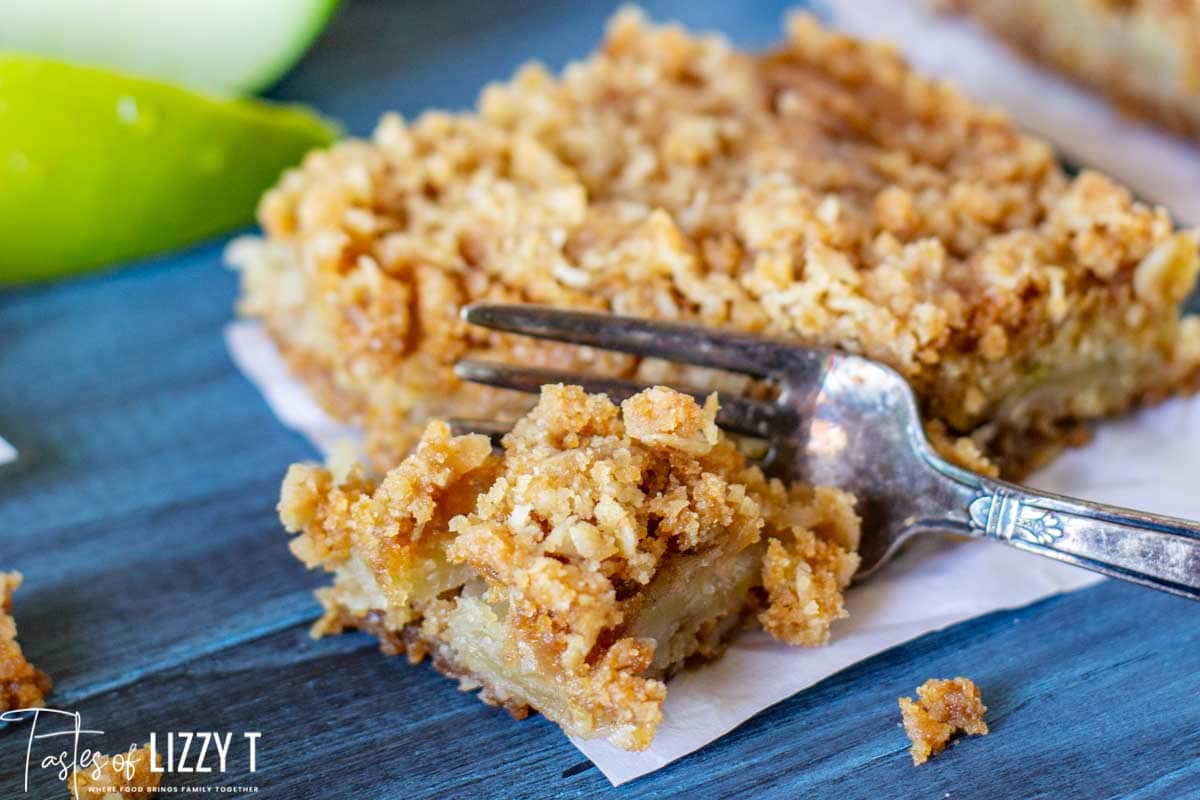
[968,489,1065,545]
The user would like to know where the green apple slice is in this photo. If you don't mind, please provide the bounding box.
[0,55,338,283]
[2,0,341,94]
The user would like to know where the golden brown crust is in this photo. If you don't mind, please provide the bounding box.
[280,386,860,750]
[231,9,1200,479]
[68,744,162,799]
[0,572,51,711]
[899,676,989,765]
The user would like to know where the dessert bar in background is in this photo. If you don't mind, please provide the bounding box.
[945,0,1200,141]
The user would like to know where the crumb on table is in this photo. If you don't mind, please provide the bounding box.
[0,571,52,711]
[68,743,162,799]
[899,676,989,765]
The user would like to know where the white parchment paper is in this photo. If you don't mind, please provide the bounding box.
[227,321,1199,784]
[225,3,1200,783]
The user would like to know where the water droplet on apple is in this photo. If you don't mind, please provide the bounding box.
[116,95,159,137]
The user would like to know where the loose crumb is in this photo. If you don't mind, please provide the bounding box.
[68,743,161,799]
[0,572,51,711]
[899,677,989,765]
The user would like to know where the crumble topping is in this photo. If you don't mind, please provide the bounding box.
[280,385,860,749]
[68,743,162,799]
[899,676,989,765]
[232,8,1200,479]
[1,572,51,711]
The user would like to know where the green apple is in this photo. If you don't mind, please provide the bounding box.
[0,55,339,283]
[1,0,341,94]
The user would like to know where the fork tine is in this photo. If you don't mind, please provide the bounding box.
[462,303,801,378]
[454,359,786,438]
[447,418,510,449]
[446,417,512,439]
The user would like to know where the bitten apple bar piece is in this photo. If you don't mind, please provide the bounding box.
[279,385,860,750]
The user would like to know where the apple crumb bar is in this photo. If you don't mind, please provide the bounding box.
[945,0,1200,141]
[1,571,51,712]
[899,676,989,765]
[231,8,1200,480]
[279,385,860,749]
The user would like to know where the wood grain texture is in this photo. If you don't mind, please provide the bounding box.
[1,1,1199,797]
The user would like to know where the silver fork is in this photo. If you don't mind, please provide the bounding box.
[451,303,1200,599]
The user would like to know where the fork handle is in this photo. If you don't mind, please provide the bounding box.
[927,456,1200,600]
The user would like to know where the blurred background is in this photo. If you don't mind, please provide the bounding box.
[0,0,805,284]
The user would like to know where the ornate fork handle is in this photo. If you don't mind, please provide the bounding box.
[926,456,1200,600]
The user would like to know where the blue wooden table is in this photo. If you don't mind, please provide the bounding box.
[3,2,1199,797]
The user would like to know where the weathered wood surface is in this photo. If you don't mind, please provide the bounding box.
[2,2,1198,797]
